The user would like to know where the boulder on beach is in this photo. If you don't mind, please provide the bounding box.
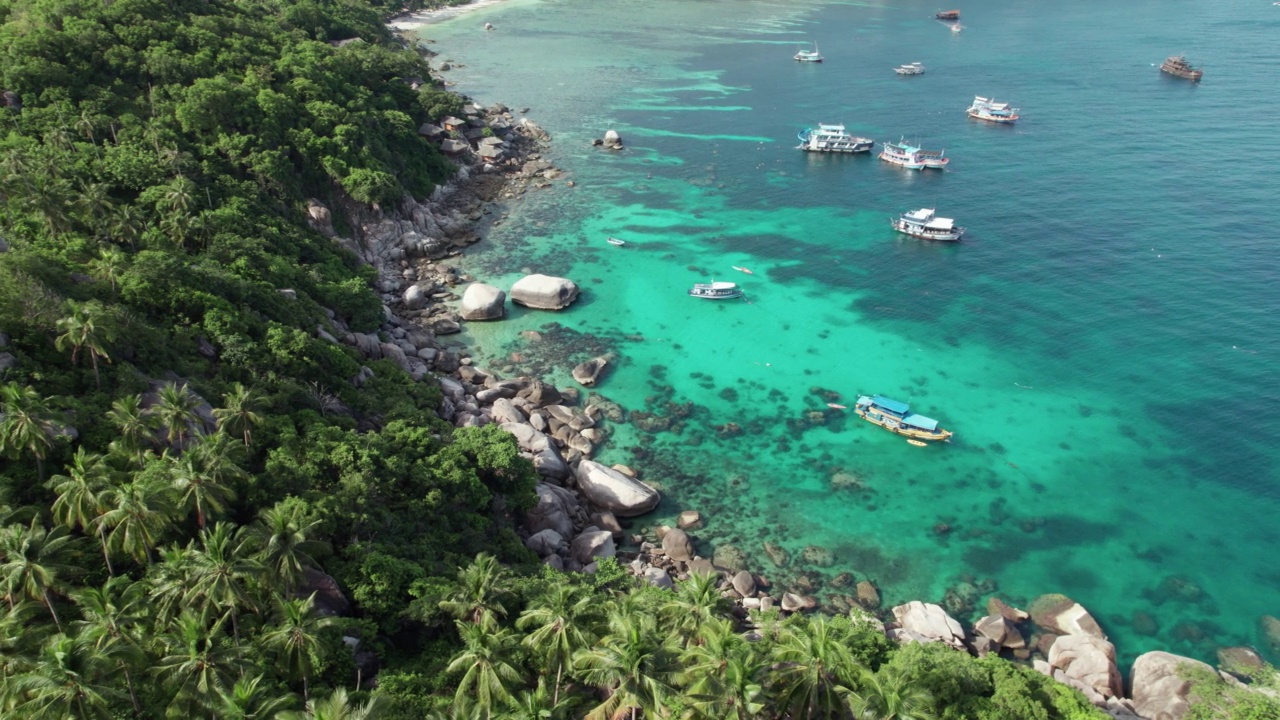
[524,528,566,557]
[569,529,616,565]
[574,459,660,517]
[1047,633,1123,700]
[890,601,966,650]
[510,273,579,310]
[987,597,1031,623]
[459,283,506,320]
[661,527,694,562]
[731,570,756,598]
[974,614,1026,650]
[1029,593,1106,638]
[526,483,578,538]
[1130,651,1214,720]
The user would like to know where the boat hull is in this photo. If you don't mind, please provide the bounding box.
[878,152,925,170]
[854,406,954,442]
[967,110,1019,123]
[1160,67,1202,81]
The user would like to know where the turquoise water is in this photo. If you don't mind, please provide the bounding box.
[416,0,1280,664]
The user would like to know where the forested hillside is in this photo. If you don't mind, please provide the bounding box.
[0,0,1273,717]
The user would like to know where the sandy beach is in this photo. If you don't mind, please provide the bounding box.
[388,0,519,30]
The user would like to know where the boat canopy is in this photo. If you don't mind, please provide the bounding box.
[902,208,936,222]
[903,414,939,431]
[870,396,910,415]
[924,218,955,230]
[817,123,847,132]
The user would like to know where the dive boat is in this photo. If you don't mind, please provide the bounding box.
[1160,55,1202,81]
[794,43,823,63]
[854,395,953,442]
[967,96,1020,123]
[936,9,960,20]
[891,208,965,242]
[894,62,925,75]
[688,281,743,300]
[878,138,948,170]
[797,124,874,153]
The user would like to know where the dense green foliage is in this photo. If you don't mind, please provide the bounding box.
[1185,664,1280,720]
[0,0,1268,717]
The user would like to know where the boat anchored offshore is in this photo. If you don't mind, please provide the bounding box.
[967,96,1020,123]
[688,281,743,300]
[879,138,948,170]
[936,9,960,20]
[797,124,874,153]
[895,62,926,75]
[854,395,954,443]
[1160,55,1202,81]
[891,208,965,242]
[794,43,823,63]
[607,237,626,246]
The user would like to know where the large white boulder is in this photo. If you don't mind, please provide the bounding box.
[510,274,579,310]
[459,283,506,320]
[890,601,967,650]
[1047,634,1123,700]
[1130,651,1214,720]
[574,460,660,517]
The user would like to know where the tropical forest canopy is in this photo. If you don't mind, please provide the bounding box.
[0,0,1275,717]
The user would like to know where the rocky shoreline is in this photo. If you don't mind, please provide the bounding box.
[305,90,1277,718]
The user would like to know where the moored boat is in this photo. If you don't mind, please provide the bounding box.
[878,138,948,170]
[1160,55,1202,81]
[688,281,743,300]
[936,9,960,20]
[607,237,626,246]
[797,124,874,153]
[854,395,953,442]
[894,62,925,75]
[891,208,965,242]
[794,43,823,63]
[967,96,1020,123]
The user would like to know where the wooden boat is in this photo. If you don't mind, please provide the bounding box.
[936,9,960,20]
[732,266,754,275]
[907,439,929,447]
[1160,55,1202,82]
[854,395,954,442]
[827,403,848,410]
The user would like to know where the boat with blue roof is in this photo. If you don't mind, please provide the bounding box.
[879,138,949,170]
[854,395,954,442]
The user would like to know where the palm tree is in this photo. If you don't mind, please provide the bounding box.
[572,610,681,720]
[213,383,263,447]
[94,470,177,565]
[170,438,239,529]
[0,519,76,632]
[496,677,579,720]
[108,204,144,249]
[249,500,327,593]
[517,584,600,705]
[105,394,157,464]
[87,246,127,294]
[0,382,59,481]
[661,570,728,643]
[47,447,116,575]
[184,522,263,642]
[439,552,511,627]
[446,620,525,720]
[259,595,335,701]
[4,634,124,719]
[846,666,937,720]
[151,382,202,447]
[55,301,114,388]
[71,576,148,715]
[149,544,198,623]
[679,619,767,720]
[771,616,865,720]
[153,611,248,719]
[214,674,297,719]
[278,687,381,720]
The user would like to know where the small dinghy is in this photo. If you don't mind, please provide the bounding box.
[827,403,848,410]
[907,439,929,447]
[732,266,754,275]
[607,237,626,246]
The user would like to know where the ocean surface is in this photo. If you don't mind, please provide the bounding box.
[412,0,1280,664]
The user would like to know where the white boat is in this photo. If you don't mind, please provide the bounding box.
[607,237,626,246]
[894,62,925,75]
[688,281,743,300]
[797,124,874,153]
[891,208,965,242]
[878,138,948,170]
[951,23,964,33]
[967,96,1020,123]
[794,43,823,63]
